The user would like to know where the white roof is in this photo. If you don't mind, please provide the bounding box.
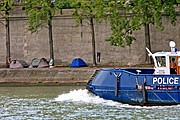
[153,51,180,57]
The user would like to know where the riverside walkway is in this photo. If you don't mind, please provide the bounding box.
[0,67,97,86]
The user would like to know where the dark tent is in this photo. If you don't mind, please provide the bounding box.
[70,58,87,67]
[29,58,49,68]
[10,60,29,69]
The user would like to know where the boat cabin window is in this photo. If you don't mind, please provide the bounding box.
[170,57,177,74]
[156,56,166,67]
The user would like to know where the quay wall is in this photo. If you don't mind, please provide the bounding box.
[0,9,179,67]
[0,68,96,85]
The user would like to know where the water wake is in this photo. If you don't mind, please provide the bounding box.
[54,89,179,109]
[54,89,122,106]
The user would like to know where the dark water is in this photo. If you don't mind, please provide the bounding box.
[0,86,180,119]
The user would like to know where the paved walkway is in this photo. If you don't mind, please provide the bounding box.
[0,67,98,86]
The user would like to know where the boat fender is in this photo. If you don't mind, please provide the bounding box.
[113,72,122,97]
[142,77,147,105]
[136,77,140,89]
[136,77,139,85]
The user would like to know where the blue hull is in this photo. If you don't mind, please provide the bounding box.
[87,68,180,106]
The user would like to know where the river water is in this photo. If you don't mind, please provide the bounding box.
[0,86,180,120]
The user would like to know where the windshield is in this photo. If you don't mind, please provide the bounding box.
[156,56,166,67]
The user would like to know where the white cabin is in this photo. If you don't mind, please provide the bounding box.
[152,51,180,75]
[146,41,180,75]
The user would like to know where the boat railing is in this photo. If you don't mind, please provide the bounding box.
[102,68,180,77]
[100,68,155,76]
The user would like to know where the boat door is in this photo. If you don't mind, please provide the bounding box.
[176,56,180,74]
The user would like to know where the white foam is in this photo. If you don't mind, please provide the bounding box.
[54,89,122,106]
[54,89,178,109]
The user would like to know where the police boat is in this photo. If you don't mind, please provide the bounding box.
[86,41,180,106]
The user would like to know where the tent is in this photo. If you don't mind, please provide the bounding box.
[29,58,49,68]
[70,58,87,67]
[10,60,29,69]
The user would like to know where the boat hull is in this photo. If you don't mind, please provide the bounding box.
[87,68,180,106]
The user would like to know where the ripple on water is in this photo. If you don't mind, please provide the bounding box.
[1,88,180,119]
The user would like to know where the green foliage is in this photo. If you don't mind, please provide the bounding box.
[0,0,13,17]
[105,0,177,47]
[163,0,177,25]
[103,0,135,46]
[59,0,107,23]
[24,0,63,33]
[176,0,180,3]
[56,0,177,47]
[128,0,176,29]
[54,0,71,9]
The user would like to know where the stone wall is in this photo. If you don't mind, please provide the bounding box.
[0,8,179,67]
[0,68,96,85]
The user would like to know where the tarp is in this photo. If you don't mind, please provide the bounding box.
[10,60,29,69]
[29,58,49,68]
[70,58,87,67]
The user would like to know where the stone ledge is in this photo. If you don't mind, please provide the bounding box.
[0,67,97,85]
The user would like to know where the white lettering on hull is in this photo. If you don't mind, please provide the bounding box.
[153,77,179,85]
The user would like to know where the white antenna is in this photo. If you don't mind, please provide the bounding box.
[146,47,158,68]
[146,47,153,56]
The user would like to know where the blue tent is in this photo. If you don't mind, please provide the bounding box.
[70,58,87,67]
